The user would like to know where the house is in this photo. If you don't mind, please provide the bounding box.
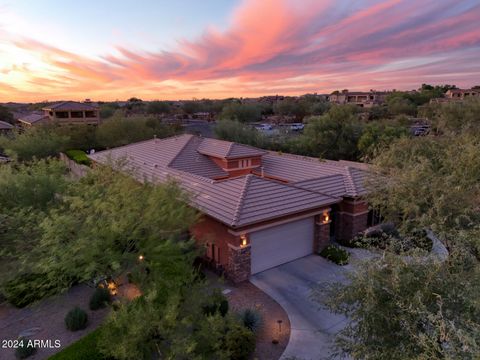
[17,101,100,127]
[0,120,14,134]
[42,101,100,125]
[445,88,479,100]
[328,89,388,108]
[89,135,376,282]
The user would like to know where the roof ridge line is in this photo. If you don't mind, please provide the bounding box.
[343,166,358,197]
[168,168,215,184]
[225,140,236,158]
[91,135,187,157]
[165,134,195,167]
[231,175,253,226]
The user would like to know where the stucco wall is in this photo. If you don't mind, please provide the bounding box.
[190,215,237,267]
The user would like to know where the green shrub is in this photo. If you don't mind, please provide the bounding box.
[203,290,229,317]
[239,308,262,333]
[319,245,349,265]
[225,323,256,360]
[2,273,57,308]
[65,150,90,165]
[48,328,105,360]
[15,337,36,359]
[89,288,111,311]
[65,307,88,331]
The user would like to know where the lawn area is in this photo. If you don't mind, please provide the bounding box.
[65,150,91,165]
[48,328,104,360]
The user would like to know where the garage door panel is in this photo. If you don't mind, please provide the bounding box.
[250,217,314,274]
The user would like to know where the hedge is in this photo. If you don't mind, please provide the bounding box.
[48,328,105,360]
[65,150,90,166]
[319,245,350,265]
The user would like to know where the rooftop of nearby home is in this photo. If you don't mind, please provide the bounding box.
[17,112,49,125]
[0,120,13,130]
[42,101,99,111]
[88,134,371,228]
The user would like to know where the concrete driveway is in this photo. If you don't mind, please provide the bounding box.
[251,249,371,360]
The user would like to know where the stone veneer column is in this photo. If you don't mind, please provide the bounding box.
[314,215,331,253]
[227,243,251,283]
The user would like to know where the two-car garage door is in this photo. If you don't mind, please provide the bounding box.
[250,217,314,274]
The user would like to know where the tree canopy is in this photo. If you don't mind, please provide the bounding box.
[0,159,254,359]
[95,114,178,149]
[301,105,363,160]
[0,105,14,124]
[0,126,69,161]
[315,103,480,359]
[219,103,263,123]
[146,101,171,115]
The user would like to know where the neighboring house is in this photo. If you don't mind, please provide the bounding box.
[42,101,100,125]
[430,88,479,104]
[191,112,214,121]
[17,101,100,127]
[0,120,14,134]
[445,88,479,100]
[89,135,376,282]
[328,89,388,108]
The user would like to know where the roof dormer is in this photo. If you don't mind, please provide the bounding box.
[197,138,266,177]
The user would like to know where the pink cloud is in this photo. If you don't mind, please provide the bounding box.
[1,0,479,101]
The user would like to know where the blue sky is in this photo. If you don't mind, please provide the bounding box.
[1,0,238,54]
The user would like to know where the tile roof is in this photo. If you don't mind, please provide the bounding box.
[43,101,98,111]
[168,136,229,178]
[89,134,371,227]
[292,174,347,197]
[18,113,49,125]
[0,120,13,130]
[230,175,338,226]
[197,138,266,159]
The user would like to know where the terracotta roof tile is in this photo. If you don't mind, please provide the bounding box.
[0,120,13,130]
[89,135,371,227]
[168,136,228,178]
[18,113,49,124]
[43,101,98,111]
[198,138,266,159]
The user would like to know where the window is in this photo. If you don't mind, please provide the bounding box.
[85,111,97,118]
[71,111,83,118]
[55,111,69,118]
[238,159,252,168]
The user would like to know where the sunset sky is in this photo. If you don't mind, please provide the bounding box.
[0,0,479,102]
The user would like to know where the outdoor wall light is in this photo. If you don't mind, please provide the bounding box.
[138,254,145,261]
[240,235,248,248]
[321,211,330,224]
